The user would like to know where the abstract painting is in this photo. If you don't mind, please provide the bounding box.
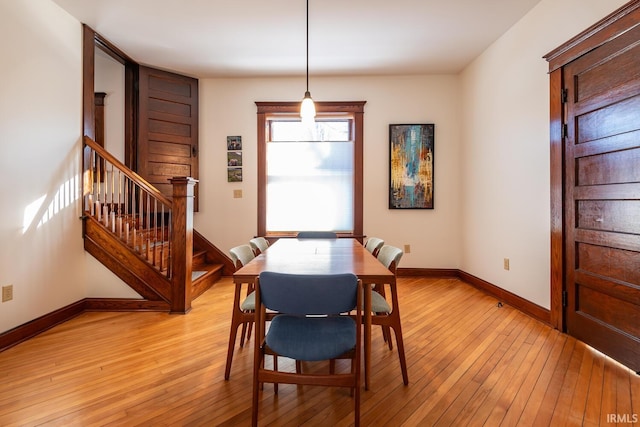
[389,124,434,209]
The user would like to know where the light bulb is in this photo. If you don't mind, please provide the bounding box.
[300,91,316,120]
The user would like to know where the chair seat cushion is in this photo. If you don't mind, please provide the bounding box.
[371,291,391,313]
[240,292,255,311]
[266,315,356,361]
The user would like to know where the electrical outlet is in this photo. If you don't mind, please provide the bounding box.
[504,258,510,271]
[2,285,13,302]
[233,189,243,199]
[404,244,411,254]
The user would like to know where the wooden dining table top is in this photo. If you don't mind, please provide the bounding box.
[232,238,394,284]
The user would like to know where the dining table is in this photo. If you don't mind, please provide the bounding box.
[233,237,395,390]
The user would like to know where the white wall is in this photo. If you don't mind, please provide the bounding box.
[95,49,125,163]
[195,75,462,269]
[459,0,629,309]
[0,0,86,331]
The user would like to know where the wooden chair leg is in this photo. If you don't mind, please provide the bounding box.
[241,283,255,347]
[383,325,393,350]
[259,347,266,391]
[240,312,255,347]
[354,371,360,426]
[391,323,409,385]
[252,380,259,426]
[252,347,262,427]
[246,320,254,343]
[348,358,355,397]
[381,326,388,343]
[273,355,279,394]
[224,317,240,380]
[240,323,248,347]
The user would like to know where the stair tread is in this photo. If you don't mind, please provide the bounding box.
[192,263,223,283]
[192,270,208,281]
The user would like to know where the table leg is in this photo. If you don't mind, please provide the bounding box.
[364,282,371,390]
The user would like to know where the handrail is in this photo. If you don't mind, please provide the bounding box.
[83,136,172,207]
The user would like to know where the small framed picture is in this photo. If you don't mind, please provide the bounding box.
[227,167,243,182]
[227,151,242,167]
[227,136,242,150]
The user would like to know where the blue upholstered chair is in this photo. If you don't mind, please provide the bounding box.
[370,245,408,385]
[296,231,338,238]
[251,272,362,426]
[224,244,256,380]
[364,237,384,257]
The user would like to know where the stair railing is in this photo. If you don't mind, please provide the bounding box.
[82,136,197,313]
[82,136,173,276]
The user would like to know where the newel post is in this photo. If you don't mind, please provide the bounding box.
[170,177,197,314]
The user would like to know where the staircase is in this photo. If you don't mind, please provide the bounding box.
[81,136,234,313]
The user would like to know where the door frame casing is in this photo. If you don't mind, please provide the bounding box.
[82,24,138,170]
[544,0,640,331]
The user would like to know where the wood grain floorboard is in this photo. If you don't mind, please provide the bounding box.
[0,277,638,426]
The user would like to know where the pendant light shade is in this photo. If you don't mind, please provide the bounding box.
[301,91,316,119]
[300,0,316,120]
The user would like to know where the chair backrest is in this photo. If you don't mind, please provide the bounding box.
[249,237,269,255]
[364,237,384,256]
[229,244,255,269]
[377,245,403,273]
[296,231,337,239]
[258,271,358,315]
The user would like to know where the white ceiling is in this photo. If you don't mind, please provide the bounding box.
[53,0,542,78]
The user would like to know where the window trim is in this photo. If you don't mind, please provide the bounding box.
[256,101,365,240]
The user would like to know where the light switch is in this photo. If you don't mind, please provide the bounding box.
[233,189,243,199]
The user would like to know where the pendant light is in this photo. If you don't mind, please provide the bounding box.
[300,0,316,120]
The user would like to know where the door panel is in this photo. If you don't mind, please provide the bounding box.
[138,66,199,210]
[576,146,640,185]
[577,200,640,234]
[563,23,640,372]
[575,32,640,102]
[577,95,640,143]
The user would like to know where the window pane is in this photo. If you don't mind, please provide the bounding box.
[271,120,350,142]
[267,138,354,232]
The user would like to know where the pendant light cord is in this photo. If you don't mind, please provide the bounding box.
[300,0,315,120]
[306,0,309,93]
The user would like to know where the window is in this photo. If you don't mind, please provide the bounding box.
[268,119,353,232]
[256,101,365,238]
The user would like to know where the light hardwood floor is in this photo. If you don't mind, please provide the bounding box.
[0,277,638,426]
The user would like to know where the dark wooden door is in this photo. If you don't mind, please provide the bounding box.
[138,66,199,210]
[563,23,640,372]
